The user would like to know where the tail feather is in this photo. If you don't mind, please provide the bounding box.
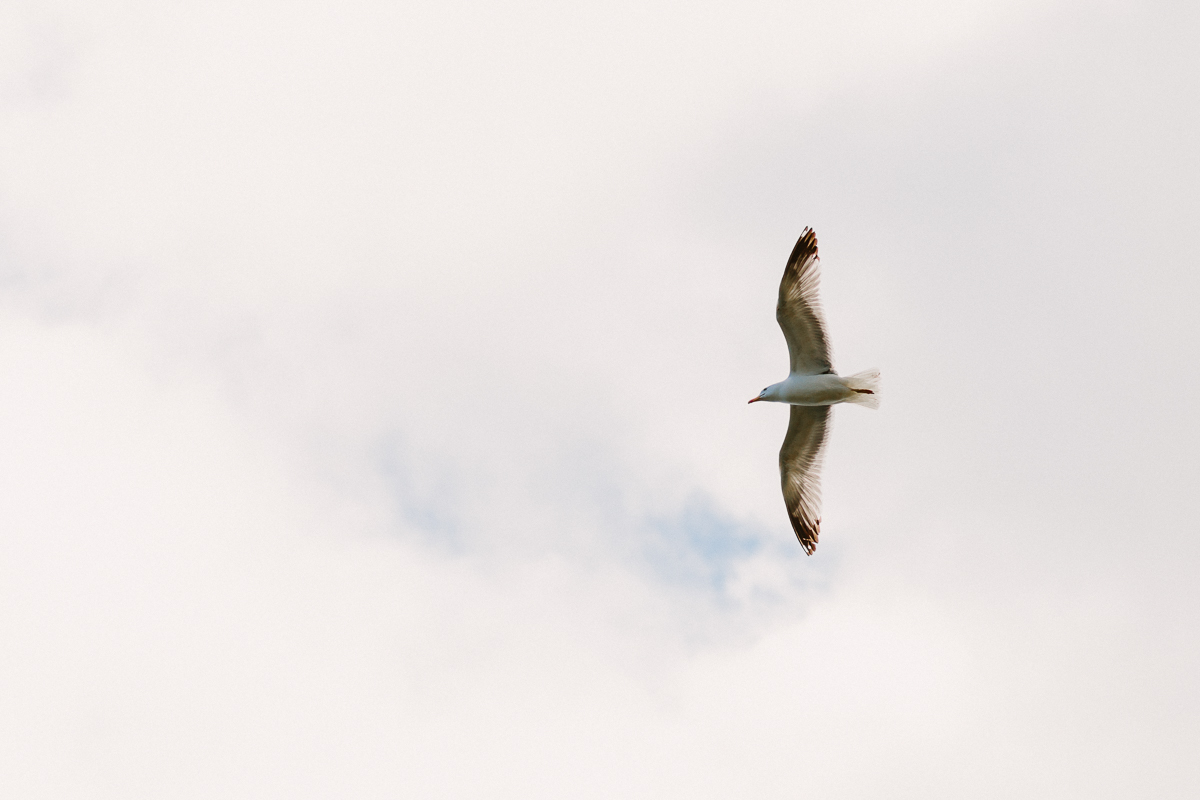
[844,368,881,409]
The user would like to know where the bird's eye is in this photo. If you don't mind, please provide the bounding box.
[761,388,768,394]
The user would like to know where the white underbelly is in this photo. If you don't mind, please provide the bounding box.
[779,374,854,405]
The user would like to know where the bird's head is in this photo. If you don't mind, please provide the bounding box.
[748,385,773,404]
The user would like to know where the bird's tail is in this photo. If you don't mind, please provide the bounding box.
[843,368,881,409]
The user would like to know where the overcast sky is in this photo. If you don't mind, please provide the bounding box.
[2,0,1199,796]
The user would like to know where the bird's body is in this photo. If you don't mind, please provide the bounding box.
[748,228,879,554]
[761,373,866,406]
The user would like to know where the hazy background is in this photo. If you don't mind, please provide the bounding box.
[2,0,1198,796]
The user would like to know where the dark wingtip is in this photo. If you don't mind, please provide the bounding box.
[791,514,820,555]
[787,227,819,267]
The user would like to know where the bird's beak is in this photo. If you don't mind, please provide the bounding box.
[748,397,761,404]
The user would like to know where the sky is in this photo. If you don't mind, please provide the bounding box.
[1,0,1199,796]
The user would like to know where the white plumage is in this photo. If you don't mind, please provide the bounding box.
[748,228,880,554]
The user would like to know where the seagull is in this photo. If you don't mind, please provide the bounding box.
[748,228,880,554]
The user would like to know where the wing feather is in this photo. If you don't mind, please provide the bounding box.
[776,228,834,376]
[779,404,831,555]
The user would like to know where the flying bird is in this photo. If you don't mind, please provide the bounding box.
[748,228,880,554]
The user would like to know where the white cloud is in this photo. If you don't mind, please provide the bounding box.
[1,0,1199,796]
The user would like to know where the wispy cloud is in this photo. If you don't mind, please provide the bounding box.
[1,0,1198,796]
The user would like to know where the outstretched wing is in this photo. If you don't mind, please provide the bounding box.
[779,404,831,555]
[776,228,834,376]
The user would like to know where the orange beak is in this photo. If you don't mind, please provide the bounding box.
[748,396,761,404]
